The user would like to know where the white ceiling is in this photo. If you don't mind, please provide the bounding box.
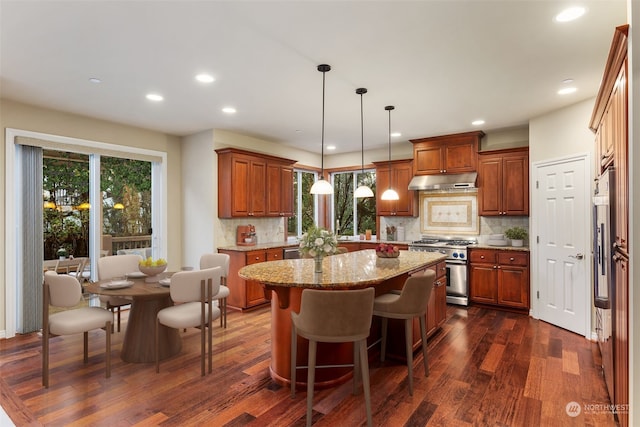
[0,1,627,154]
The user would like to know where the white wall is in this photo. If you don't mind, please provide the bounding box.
[529,98,596,164]
[181,130,216,269]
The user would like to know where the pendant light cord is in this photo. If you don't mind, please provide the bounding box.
[386,106,394,190]
[320,68,326,178]
[360,92,365,174]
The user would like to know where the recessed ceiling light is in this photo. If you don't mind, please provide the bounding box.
[562,78,574,84]
[222,107,236,114]
[88,77,101,84]
[146,93,164,102]
[391,132,401,137]
[326,145,336,151]
[472,119,485,126]
[555,6,586,22]
[558,87,577,95]
[195,74,215,83]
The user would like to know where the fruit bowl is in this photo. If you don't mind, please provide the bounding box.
[138,264,167,282]
[375,243,400,258]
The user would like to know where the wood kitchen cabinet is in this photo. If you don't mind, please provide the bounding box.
[373,159,417,216]
[426,261,447,336]
[469,248,529,311]
[478,147,529,216]
[216,148,296,218]
[267,163,294,217]
[590,25,629,426]
[219,247,285,310]
[410,131,484,175]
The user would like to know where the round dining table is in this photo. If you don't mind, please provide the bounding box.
[85,274,181,363]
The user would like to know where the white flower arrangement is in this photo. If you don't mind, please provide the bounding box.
[299,226,338,258]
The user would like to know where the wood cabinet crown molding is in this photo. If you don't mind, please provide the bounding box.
[214,147,297,165]
[589,24,629,132]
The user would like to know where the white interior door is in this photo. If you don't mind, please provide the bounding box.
[533,155,590,336]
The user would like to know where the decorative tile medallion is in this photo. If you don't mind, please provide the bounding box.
[420,190,479,235]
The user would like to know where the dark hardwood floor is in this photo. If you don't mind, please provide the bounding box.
[0,302,616,426]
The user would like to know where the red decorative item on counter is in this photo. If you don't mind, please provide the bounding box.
[375,243,400,258]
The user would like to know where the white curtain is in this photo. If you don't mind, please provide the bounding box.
[19,145,44,333]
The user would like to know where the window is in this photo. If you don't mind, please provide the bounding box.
[333,170,376,236]
[288,170,317,237]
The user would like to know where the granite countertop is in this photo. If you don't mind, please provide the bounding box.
[337,239,413,246]
[238,250,446,289]
[470,244,530,252]
[218,242,299,252]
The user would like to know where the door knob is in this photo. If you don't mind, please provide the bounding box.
[569,253,584,260]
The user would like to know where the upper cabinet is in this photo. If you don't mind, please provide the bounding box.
[589,25,629,253]
[478,147,529,216]
[267,163,294,217]
[216,148,296,218]
[410,131,484,175]
[373,159,417,216]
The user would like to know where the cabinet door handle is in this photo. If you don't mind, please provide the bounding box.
[493,265,497,269]
[480,255,485,259]
[510,257,515,261]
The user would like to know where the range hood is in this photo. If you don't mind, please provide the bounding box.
[408,172,477,191]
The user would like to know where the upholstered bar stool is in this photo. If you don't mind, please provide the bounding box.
[373,269,436,395]
[291,288,375,427]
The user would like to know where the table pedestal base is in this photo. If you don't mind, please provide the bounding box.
[120,295,181,363]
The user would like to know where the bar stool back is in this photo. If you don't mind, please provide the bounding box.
[373,269,436,395]
[291,287,375,427]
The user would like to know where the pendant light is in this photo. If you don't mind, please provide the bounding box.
[310,64,334,195]
[354,88,374,198]
[380,105,400,201]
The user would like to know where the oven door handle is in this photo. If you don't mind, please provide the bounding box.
[446,260,467,265]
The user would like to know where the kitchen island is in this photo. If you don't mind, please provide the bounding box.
[239,249,446,389]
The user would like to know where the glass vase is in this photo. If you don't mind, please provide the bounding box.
[314,255,323,273]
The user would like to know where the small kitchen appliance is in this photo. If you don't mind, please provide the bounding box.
[237,224,257,246]
[408,236,477,306]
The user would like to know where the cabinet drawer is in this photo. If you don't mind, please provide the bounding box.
[266,248,283,261]
[469,249,497,263]
[497,252,528,266]
[246,251,266,264]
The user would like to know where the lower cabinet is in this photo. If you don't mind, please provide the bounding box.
[427,261,447,335]
[469,248,529,311]
[219,247,284,310]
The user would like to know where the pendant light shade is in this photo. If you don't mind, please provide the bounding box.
[354,87,374,198]
[310,64,334,195]
[380,105,399,201]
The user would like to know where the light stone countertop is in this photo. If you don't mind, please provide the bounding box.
[470,244,530,252]
[238,249,446,289]
[217,242,299,252]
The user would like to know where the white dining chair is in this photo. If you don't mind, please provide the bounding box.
[42,271,113,388]
[97,254,142,332]
[199,253,230,328]
[155,267,222,376]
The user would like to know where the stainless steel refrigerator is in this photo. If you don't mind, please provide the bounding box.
[593,166,614,401]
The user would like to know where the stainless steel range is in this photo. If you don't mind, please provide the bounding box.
[408,236,477,306]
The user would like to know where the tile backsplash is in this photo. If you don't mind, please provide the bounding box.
[381,215,529,243]
[217,218,287,247]
[218,215,530,246]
